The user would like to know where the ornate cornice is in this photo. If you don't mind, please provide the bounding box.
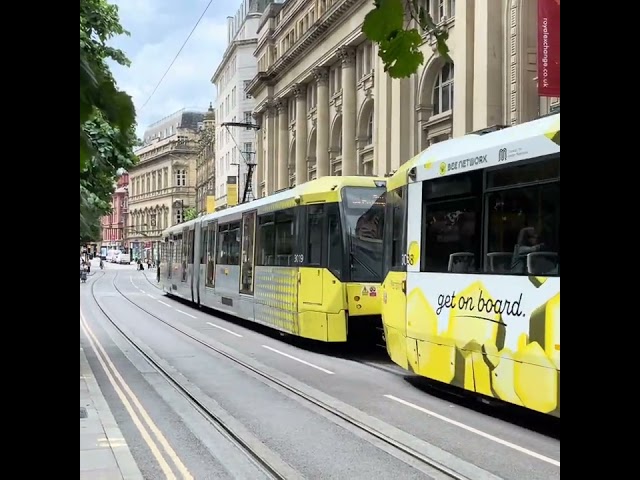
[246,0,363,98]
[211,38,258,84]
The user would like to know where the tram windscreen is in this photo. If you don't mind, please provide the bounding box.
[342,187,386,283]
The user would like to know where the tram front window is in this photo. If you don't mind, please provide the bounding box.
[342,187,386,283]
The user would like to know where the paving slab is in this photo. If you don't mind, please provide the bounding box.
[80,346,143,480]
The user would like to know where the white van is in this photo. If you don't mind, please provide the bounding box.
[106,249,120,263]
[117,253,131,264]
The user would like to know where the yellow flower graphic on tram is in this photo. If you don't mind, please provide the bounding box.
[407,279,560,416]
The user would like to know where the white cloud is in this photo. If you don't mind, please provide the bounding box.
[107,0,239,137]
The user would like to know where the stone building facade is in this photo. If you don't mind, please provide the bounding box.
[247,0,559,197]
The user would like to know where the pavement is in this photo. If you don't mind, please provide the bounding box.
[80,346,143,480]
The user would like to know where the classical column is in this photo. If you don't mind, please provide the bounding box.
[339,46,357,176]
[252,112,263,196]
[294,83,307,186]
[276,99,289,190]
[265,103,277,195]
[452,0,475,136]
[472,0,503,130]
[313,67,330,178]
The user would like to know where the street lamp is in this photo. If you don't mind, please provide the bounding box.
[221,121,261,204]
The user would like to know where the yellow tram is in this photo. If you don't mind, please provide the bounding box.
[160,176,387,342]
[380,113,560,417]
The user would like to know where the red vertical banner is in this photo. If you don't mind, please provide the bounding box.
[537,0,560,97]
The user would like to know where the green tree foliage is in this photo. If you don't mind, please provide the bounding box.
[80,0,138,242]
[80,194,103,245]
[183,207,198,222]
[362,0,451,79]
[80,115,138,242]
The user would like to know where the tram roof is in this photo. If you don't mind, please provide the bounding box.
[387,112,560,191]
[162,175,386,236]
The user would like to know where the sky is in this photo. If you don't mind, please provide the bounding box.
[108,0,240,138]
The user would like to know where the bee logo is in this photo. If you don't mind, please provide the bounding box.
[439,162,447,176]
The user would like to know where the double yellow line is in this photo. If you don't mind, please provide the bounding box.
[80,312,193,480]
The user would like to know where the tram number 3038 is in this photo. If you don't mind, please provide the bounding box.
[401,253,416,266]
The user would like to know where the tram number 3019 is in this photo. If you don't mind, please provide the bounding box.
[293,254,305,263]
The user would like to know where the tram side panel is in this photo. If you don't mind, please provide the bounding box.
[253,266,299,336]
[211,263,242,314]
[297,267,349,342]
[380,270,409,369]
[403,273,560,418]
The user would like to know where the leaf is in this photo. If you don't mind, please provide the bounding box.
[362,0,404,43]
[378,29,424,79]
[80,0,136,174]
[433,30,452,62]
[362,0,453,78]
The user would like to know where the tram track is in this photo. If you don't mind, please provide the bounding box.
[89,270,498,480]
[88,271,298,480]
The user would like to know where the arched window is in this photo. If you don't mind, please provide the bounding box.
[432,63,454,115]
[366,112,373,145]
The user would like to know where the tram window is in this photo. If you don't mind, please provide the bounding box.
[206,223,216,287]
[487,156,559,189]
[485,179,560,276]
[228,222,240,265]
[257,214,275,266]
[188,229,195,264]
[275,209,295,266]
[389,187,406,270]
[240,211,256,294]
[217,222,240,265]
[422,197,481,274]
[200,228,208,265]
[174,234,182,263]
[182,230,189,261]
[327,203,343,278]
[425,174,474,200]
[307,205,324,266]
[421,172,481,274]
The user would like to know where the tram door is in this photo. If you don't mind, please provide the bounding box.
[181,227,189,282]
[239,211,257,295]
[206,221,218,290]
[167,239,174,279]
